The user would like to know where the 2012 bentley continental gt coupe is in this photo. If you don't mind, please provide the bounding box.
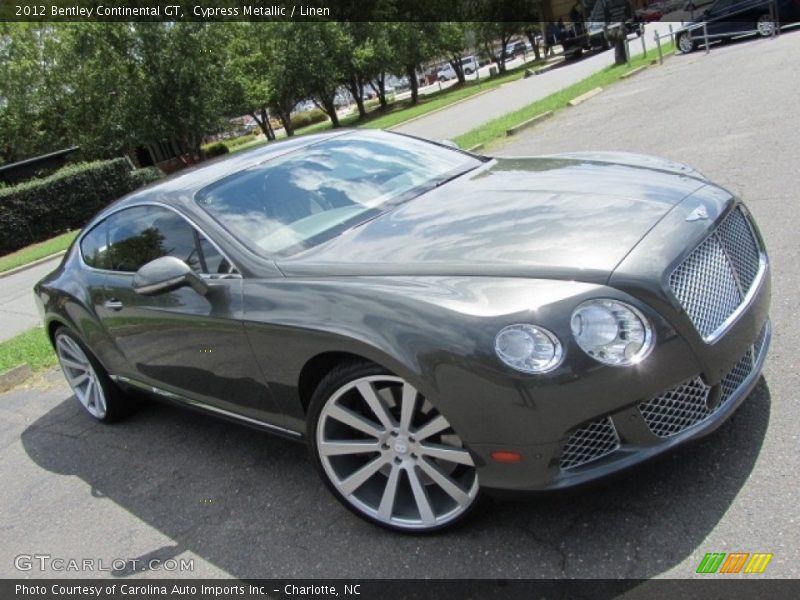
[35,130,771,532]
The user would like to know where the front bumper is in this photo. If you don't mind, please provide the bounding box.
[469,317,770,493]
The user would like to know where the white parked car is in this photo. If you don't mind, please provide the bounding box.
[437,56,480,81]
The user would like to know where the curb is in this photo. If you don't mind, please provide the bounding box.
[0,364,32,393]
[467,143,485,153]
[535,57,566,75]
[621,65,647,79]
[388,87,496,131]
[568,87,603,107]
[506,111,554,136]
[0,250,65,279]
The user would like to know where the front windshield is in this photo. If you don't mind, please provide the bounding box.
[195,131,481,257]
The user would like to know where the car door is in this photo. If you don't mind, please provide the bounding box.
[98,204,285,427]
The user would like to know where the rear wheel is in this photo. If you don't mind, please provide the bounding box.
[54,327,130,422]
[677,32,696,53]
[756,14,776,37]
[308,361,480,532]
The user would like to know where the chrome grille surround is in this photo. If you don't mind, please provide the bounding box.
[669,207,765,342]
[560,417,620,470]
[639,322,767,438]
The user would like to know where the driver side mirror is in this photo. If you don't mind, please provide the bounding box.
[133,256,208,296]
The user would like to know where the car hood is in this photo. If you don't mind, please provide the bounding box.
[276,153,709,283]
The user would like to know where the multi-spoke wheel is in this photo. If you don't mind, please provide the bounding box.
[756,14,776,37]
[309,362,480,532]
[53,327,128,422]
[677,33,696,54]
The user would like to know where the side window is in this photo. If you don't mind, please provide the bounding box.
[80,221,109,269]
[105,206,233,274]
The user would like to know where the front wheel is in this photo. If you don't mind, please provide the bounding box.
[54,327,131,422]
[308,361,480,532]
[756,14,776,37]
[677,32,696,53]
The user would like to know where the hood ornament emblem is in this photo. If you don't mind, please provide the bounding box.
[686,205,709,221]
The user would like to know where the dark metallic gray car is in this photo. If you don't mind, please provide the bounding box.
[34,130,771,532]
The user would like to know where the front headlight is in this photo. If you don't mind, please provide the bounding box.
[570,299,654,366]
[495,324,564,374]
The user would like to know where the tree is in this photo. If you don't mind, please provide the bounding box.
[438,23,473,86]
[387,22,440,105]
[0,24,67,163]
[223,24,277,141]
[294,22,350,127]
[475,0,538,74]
[132,23,229,157]
[55,23,147,158]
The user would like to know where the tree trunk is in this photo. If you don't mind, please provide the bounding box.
[346,74,367,119]
[406,65,419,105]
[613,38,627,66]
[251,107,275,141]
[322,98,340,128]
[275,106,293,137]
[262,107,275,141]
[449,57,466,85]
[526,32,541,61]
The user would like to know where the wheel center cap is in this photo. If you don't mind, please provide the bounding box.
[393,439,409,455]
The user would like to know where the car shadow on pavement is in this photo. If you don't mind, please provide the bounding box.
[20,378,771,579]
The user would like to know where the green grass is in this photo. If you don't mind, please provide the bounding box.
[0,327,56,374]
[0,230,77,274]
[454,43,675,151]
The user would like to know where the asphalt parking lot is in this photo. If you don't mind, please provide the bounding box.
[1,32,798,580]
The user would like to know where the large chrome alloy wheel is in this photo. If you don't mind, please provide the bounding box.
[55,333,107,419]
[315,374,479,531]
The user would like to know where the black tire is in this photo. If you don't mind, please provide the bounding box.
[464,68,474,75]
[53,326,132,422]
[307,361,482,534]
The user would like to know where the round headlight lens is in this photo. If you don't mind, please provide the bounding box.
[495,324,564,374]
[570,299,654,366]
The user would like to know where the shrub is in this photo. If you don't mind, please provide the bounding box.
[200,141,230,159]
[129,166,165,188]
[0,158,146,255]
[290,108,329,130]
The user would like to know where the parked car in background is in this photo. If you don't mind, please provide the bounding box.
[436,56,480,81]
[502,40,527,60]
[676,0,800,52]
[36,130,771,532]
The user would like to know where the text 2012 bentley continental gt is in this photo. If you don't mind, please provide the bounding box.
[35,130,771,532]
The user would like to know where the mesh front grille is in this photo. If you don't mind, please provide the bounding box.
[560,418,620,470]
[716,208,760,291]
[720,350,754,406]
[669,207,762,340]
[640,341,759,438]
[638,377,711,438]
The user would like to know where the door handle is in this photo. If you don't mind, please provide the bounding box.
[104,298,123,311]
